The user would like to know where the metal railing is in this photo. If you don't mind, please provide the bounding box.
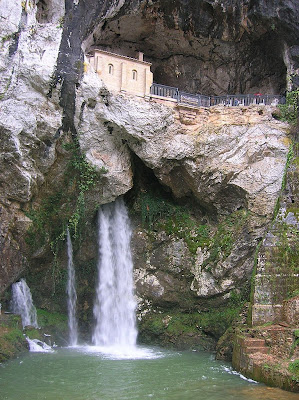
[150,83,179,100]
[150,83,285,107]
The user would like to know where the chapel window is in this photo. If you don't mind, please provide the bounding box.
[132,69,137,80]
[108,64,114,75]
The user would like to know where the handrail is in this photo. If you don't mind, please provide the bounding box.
[150,83,179,100]
[150,83,285,107]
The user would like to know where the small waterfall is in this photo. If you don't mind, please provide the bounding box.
[92,197,137,349]
[11,279,38,328]
[66,228,78,346]
[26,338,54,353]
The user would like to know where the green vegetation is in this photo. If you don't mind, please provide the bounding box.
[277,89,299,125]
[268,220,299,301]
[25,136,106,295]
[63,138,106,238]
[203,210,249,268]
[273,142,295,218]
[24,328,41,340]
[0,325,27,362]
[290,330,299,356]
[26,138,103,247]
[2,328,24,343]
[288,360,299,381]
[139,291,246,347]
[251,137,299,306]
[281,143,294,191]
[135,191,210,254]
[37,309,67,331]
[135,191,250,259]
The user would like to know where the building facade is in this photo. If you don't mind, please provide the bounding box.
[87,49,153,97]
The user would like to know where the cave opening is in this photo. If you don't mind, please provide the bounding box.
[125,153,210,226]
[87,6,287,96]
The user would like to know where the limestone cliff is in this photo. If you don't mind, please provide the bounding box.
[0,0,297,344]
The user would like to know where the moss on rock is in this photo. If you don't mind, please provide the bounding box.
[0,315,27,362]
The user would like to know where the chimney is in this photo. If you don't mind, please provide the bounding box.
[137,52,144,61]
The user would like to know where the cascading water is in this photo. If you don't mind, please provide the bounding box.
[92,197,137,349]
[66,228,78,346]
[11,279,38,328]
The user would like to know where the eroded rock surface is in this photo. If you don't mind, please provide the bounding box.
[0,1,295,328]
[73,64,290,310]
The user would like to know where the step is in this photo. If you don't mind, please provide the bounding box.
[244,346,269,355]
[243,338,266,347]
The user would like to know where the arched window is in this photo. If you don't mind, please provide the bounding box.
[132,69,137,80]
[108,64,114,75]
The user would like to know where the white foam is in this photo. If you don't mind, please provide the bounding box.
[222,366,258,383]
[77,345,165,360]
[26,338,54,353]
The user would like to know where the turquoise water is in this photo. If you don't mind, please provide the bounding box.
[0,346,297,400]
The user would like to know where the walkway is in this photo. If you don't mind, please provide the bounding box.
[150,83,285,108]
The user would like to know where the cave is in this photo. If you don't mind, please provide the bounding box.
[87,1,288,96]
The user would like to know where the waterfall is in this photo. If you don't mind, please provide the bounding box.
[92,197,137,349]
[11,279,38,328]
[26,338,54,353]
[66,228,78,346]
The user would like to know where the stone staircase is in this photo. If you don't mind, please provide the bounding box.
[243,338,268,355]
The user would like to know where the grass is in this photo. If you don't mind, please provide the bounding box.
[0,325,27,362]
[36,309,67,331]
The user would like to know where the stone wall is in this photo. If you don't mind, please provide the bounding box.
[232,326,299,392]
[251,152,299,326]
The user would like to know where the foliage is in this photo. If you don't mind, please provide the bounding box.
[24,328,41,340]
[0,325,26,362]
[288,360,299,380]
[36,309,67,331]
[202,210,249,268]
[281,143,294,191]
[139,292,246,346]
[62,138,103,238]
[137,191,211,254]
[278,89,299,125]
[26,137,102,247]
[25,136,106,295]
[273,141,295,219]
[3,328,24,343]
[135,189,250,263]
[25,191,65,249]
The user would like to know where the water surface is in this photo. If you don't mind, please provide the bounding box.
[0,346,297,400]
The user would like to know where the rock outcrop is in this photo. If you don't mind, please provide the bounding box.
[0,0,297,348]
[0,0,64,293]
[75,67,289,310]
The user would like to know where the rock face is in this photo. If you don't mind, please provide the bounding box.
[74,67,289,311]
[90,0,299,95]
[0,1,296,337]
[0,0,64,293]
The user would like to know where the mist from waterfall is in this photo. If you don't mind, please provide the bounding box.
[66,228,78,347]
[11,279,38,328]
[92,198,137,349]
